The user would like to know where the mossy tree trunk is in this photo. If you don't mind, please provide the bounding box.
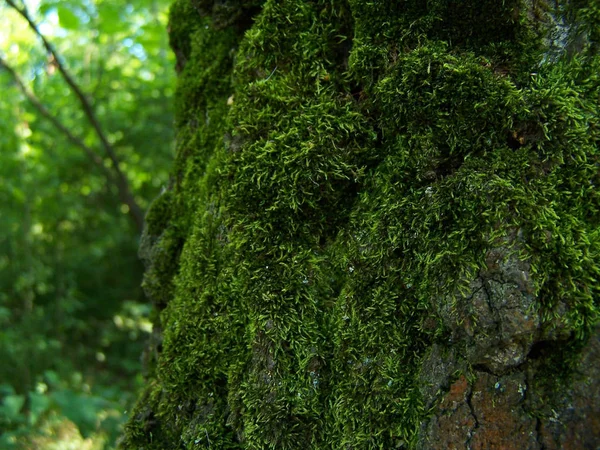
[121,1,600,448]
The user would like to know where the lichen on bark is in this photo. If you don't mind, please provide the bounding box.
[120,0,600,448]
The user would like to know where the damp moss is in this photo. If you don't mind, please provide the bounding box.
[145,190,173,237]
[121,1,599,448]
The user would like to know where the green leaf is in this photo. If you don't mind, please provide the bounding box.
[97,4,126,34]
[57,7,80,30]
[0,395,25,420]
[43,370,61,387]
[0,306,10,324]
[39,4,55,16]
[28,392,51,425]
[51,390,109,437]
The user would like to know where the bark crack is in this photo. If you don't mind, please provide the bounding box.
[465,383,479,450]
[535,416,546,450]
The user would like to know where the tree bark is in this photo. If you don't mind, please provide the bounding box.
[121,1,600,448]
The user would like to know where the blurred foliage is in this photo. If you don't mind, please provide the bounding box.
[0,0,174,447]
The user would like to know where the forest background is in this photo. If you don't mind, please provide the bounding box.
[0,0,174,448]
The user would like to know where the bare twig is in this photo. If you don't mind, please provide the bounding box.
[4,0,144,232]
[0,57,112,179]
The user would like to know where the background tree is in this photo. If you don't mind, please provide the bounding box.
[121,0,600,448]
[0,0,174,447]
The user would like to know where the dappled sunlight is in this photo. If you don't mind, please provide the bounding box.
[0,0,175,447]
[19,415,109,450]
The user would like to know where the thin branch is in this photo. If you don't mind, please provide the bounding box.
[4,0,144,232]
[0,57,110,176]
[6,0,117,162]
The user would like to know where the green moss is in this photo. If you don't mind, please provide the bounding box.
[121,0,600,448]
[145,190,173,237]
[167,0,203,72]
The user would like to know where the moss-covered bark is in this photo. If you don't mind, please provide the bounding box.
[121,1,600,448]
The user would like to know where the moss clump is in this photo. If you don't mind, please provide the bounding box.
[121,0,600,448]
[145,190,173,237]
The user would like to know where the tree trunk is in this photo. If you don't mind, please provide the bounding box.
[121,1,600,448]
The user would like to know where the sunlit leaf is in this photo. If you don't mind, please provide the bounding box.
[51,390,109,438]
[57,6,80,30]
[0,0,174,446]
[97,3,127,34]
[38,3,55,17]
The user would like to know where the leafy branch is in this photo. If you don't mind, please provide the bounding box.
[0,57,108,173]
[2,0,144,232]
